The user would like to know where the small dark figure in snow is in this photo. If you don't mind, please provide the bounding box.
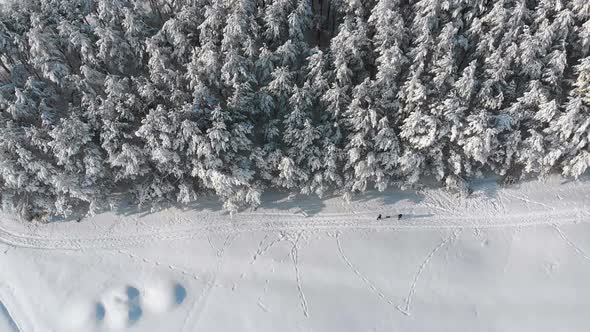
[398,214,403,220]
[377,214,382,220]
[385,215,391,219]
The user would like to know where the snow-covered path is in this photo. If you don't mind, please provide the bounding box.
[1,176,589,331]
[0,176,588,251]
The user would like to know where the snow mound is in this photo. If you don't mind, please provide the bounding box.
[59,297,97,331]
[100,285,142,330]
[140,279,186,314]
[55,281,186,331]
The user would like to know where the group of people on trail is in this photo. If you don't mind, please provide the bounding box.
[376,214,403,220]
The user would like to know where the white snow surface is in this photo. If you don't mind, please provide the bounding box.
[1,176,590,332]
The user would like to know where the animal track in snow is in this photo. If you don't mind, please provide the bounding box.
[553,224,590,262]
[336,233,399,314]
[398,229,462,316]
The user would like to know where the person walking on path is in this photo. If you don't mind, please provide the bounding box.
[377,213,403,220]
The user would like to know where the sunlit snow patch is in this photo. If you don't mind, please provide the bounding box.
[141,279,187,314]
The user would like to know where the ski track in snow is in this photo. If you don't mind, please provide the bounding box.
[0,208,588,250]
[397,229,462,316]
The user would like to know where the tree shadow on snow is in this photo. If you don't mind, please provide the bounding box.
[251,191,327,217]
[350,189,424,206]
[468,176,503,200]
[112,194,225,218]
[403,213,434,219]
[560,171,590,185]
[57,188,429,223]
[60,171,568,224]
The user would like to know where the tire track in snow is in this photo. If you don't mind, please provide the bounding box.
[397,229,462,316]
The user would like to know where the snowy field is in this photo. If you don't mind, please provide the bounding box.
[1,176,589,332]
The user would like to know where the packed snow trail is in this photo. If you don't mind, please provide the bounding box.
[0,176,588,250]
[0,209,587,250]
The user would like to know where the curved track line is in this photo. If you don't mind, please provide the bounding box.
[182,234,235,332]
[0,285,30,332]
[397,229,462,316]
[0,300,20,332]
[290,232,309,318]
[553,224,590,262]
[336,234,401,314]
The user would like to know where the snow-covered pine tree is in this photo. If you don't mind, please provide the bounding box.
[279,83,319,191]
[553,57,590,178]
[299,48,334,196]
[396,0,444,186]
[130,2,206,207]
[321,2,374,198]
[204,0,260,211]
[441,60,478,180]
[343,78,393,192]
